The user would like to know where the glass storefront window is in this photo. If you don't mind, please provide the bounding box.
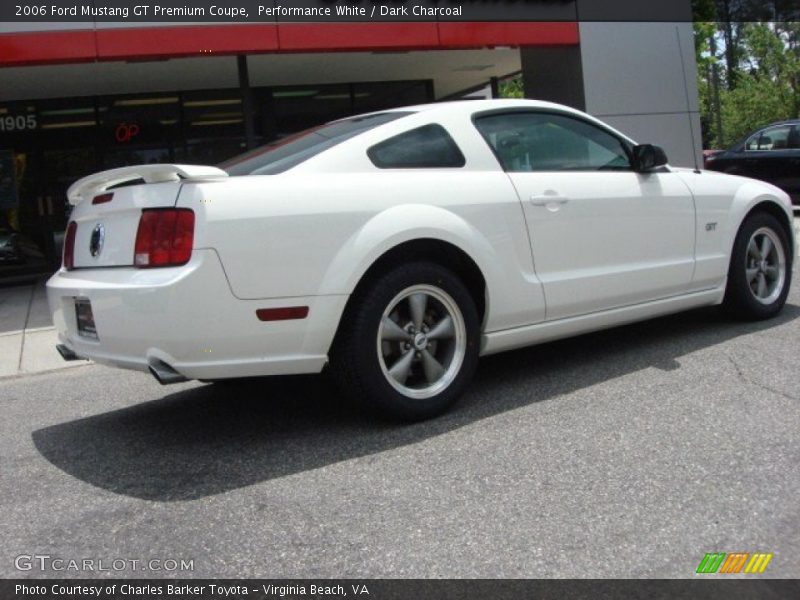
[353,81,431,113]
[98,93,181,169]
[185,138,248,166]
[270,84,353,137]
[0,79,432,279]
[38,98,97,133]
[183,89,248,165]
[183,89,245,141]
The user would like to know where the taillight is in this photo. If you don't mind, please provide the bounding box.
[134,209,195,268]
[63,221,77,270]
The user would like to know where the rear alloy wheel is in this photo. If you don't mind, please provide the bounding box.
[723,212,792,320]
[331,262,480,421]
[378,284,467,400]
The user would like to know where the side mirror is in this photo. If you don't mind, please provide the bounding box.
[633,144,668,172]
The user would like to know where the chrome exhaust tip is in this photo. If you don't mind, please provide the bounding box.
[148,360,189,385]
[56,344,80,361]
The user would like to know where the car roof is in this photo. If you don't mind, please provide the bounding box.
[379,98,587,118]
[755,119,800,128]
[326,98,637,150]
[336,99,590,125]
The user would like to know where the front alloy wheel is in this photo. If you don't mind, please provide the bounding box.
[723,211,792,320]
[745,227,786,305]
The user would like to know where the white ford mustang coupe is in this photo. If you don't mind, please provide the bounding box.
[48,99,795,420]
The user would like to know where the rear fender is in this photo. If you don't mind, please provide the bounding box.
[317,204,500,318]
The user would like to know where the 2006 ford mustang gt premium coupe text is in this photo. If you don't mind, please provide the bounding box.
[48,100,795,420]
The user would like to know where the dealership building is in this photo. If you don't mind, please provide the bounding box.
[0,0,699,280]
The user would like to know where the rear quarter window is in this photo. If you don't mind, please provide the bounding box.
[220,112,411,175]
[367,124,466,169]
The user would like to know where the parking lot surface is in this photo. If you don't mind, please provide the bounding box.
[1,261,799,578]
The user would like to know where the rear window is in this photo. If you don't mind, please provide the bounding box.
[221,112,412,175]
[367,124,466,169]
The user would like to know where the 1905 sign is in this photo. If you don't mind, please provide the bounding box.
[0,113,38,133]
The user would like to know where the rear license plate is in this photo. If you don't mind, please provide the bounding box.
[75,298,98,340]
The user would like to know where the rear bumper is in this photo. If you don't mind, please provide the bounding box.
[46,249,347,380]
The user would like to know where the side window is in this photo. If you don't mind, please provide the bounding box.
[789,126,800,149]
[745,132,760,150]
[368,124,466,169]
[746,125,792,151]
[473,112,632,172]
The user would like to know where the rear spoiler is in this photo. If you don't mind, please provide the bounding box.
[67,164,228,206]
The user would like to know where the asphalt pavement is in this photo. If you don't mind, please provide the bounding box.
[1,263,799,579]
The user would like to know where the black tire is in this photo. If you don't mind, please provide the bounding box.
[722,211,792,320]
[330,261,480,421]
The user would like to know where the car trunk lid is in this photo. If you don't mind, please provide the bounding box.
[67,164,226,269]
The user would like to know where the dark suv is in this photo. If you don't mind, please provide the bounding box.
[705,120,800,207]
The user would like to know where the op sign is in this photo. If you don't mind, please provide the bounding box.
[0,150,19,210]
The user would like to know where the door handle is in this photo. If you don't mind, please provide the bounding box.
[529,194,569,207]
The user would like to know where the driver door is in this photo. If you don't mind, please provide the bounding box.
[474,110,696,321]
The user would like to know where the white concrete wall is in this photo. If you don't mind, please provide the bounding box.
[579,22,702,169]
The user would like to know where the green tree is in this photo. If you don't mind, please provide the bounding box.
[695,18,800,148]
[694,18,724,147]
[718,23,800,145]
[499,75,524,99]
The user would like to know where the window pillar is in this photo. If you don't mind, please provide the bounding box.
[237,55,257,150]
